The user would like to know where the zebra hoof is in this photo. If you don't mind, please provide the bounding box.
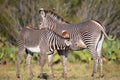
[62,73,67,78]
[16,74,20,78]
[99,74,104,78]
[17,76,20,78]
[50,73,55,78]
[30,73,34,78]
[38,74,43,78]
[91,73,94,77]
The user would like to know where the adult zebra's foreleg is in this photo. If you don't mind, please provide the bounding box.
[61,55,68,78]
[58,50,68,78]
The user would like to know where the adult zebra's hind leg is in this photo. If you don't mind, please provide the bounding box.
[96,34,104,77]
[89,34,104,77]
[90,50,99,77]
[89,47,103,77]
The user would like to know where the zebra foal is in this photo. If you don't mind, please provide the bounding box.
[16,26,71,78]
[39,8,115,77]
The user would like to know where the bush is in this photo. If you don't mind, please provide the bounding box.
[0,39,120,64]
[0,47,16,63]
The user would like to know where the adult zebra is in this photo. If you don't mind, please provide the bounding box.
[39,8,115,77]
[16,26,71,78]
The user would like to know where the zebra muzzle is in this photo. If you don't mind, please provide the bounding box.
[64,40,72,46]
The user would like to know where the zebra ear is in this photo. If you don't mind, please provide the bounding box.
[39,8,45,18]
[62,30,70,39]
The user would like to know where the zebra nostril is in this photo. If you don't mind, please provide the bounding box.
[75,42,78,46]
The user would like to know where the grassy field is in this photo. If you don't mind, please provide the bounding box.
[0,61,120,80]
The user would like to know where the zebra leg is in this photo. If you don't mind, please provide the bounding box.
[58,50,68,78]
[16,48,25,78]
[48,54,54,77]
[92,56,99,77]
[61,55,67,78]
[38,53,46,78]
[88,47,98,77]
[96,35,104,77]
[99,58,104,77]
[26,53,34,78]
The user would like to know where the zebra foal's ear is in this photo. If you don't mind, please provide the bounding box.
[62,30,70,39]
[39,8,45,18]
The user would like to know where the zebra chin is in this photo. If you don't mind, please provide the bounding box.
[69,45,81,50]
[69,45,86,50]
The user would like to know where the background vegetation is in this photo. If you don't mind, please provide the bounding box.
[0,0,120,63]
[0,0,120,79]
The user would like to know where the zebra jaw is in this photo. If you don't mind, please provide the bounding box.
[64,40,72,46]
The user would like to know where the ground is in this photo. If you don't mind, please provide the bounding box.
[0,61,120,80]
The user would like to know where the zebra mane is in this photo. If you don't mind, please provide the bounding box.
[44,9,70,24]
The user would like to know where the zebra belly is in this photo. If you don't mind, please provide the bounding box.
[75,40,87,48]
[27,46,40,52]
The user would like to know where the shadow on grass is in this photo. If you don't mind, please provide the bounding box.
[38,73,49,80]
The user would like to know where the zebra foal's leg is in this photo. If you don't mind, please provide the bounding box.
[26,53,34,78]
[16,48,24,78]
[58,50,68,78]
[38,53,46,78]
[48,54,54,77]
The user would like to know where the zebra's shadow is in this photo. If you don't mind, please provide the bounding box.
[38,73,49,80]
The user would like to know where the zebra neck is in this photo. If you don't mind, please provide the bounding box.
[49,24,80,39]
[50,24,67,36]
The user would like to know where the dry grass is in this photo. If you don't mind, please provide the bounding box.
[0,61,120,80]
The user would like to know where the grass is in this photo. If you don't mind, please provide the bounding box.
[0,61,120,80]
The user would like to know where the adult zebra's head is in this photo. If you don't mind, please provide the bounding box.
[39,8,69,29]
[39,8,70,39]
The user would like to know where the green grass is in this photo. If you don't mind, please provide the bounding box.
[0,61,120,80]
